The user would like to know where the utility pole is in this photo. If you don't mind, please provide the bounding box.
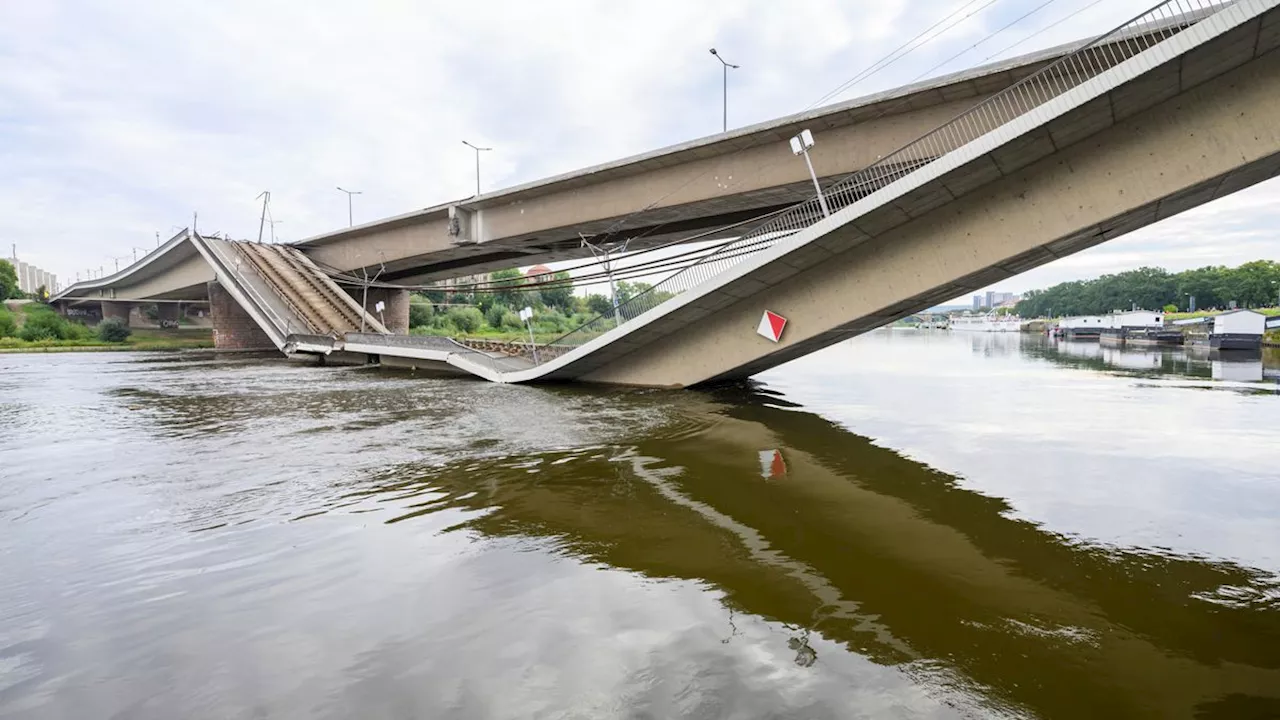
[267,219,283,244]
[336,187,361,227]
[709,48,740,133]
[156,231,161,248]
[256,191,271,243]
[581,233,630,326]
[358,262,386,333]
[461,141,491,196]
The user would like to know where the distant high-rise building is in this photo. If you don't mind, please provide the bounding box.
[975,291,1016,310]
[8,254,57,296]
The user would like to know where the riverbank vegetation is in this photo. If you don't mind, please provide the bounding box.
[1015,261,1280,317]
[406,271,674,343]
[0,302,213,352]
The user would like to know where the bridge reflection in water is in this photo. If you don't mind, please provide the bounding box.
[323,384,1280,719]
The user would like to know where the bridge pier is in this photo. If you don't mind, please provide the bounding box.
[350,287,410,334]
[209,282,274,350]
[101,301,134,326]
[157,303,181,326]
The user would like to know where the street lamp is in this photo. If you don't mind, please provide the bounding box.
[789,129,831,217]
[462,140,492,196]
[709,48,739,133]
[336,187,361,227]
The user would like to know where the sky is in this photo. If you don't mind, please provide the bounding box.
[1,0,1277,297]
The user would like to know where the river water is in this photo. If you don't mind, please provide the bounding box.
[2,331,1279,719]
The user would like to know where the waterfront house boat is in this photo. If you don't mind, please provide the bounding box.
[1099,309,1184,347]
[1209,309,1265,350]
[949,311,1021,332]
[1059,315,1106,340]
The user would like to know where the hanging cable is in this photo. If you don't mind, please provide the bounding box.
[975,0,1108,65]
[906,0,1064,84]
[806,0,1001,110]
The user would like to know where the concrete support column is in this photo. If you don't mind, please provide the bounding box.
[209,282,274,350]
[351,287,411,335]
[101,301,134,326]
[157,303,181,325]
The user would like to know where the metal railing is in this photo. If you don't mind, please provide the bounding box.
[195,233,299,340]
[536,0,1233,357]
[231,243,324,336]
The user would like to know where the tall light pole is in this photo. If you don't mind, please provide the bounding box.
[709,48,739,133]
[336,187,361,227]
[789,129,831,217]
[462,140,491,196]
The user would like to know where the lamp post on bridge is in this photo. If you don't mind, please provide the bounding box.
[709,48,739,133]
[336,187,361,228]
[790,129,831,217]
[462,140,492,196]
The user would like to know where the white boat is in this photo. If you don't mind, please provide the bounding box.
[949,311,1022,332]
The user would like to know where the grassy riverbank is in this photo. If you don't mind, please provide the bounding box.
[0,302,213,353]
[0,328,214,353]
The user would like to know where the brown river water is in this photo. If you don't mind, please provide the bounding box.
[1,330,1278,719]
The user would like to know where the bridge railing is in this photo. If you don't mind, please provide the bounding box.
[195,233,299,339]
[537,0,1231,355]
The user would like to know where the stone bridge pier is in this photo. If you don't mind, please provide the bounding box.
[209,282,273,350]
[349,287,410,335]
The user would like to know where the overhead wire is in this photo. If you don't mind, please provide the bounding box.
[806,0,1001,110]
[905,0,1065,84]
[974,0,1108,64]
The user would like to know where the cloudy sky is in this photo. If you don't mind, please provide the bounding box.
[2,0,1277,295]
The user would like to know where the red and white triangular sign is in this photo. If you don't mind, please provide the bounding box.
[759,449,787,479]
[756,310,787,342]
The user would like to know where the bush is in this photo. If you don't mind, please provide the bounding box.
[445,307,483,334]
[98,317,132,342]
[500,311,523,331]
[485,303,510,330]
[1163,303,1178,313]
[408,299,434,328]
[0,307,15,338]
[65,322,95,341]
[18,307,70,341]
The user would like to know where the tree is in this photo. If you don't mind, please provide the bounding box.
[1014,260,1272,317]
[585,294,613,316]
[540,271,575,312]
[408,297,434,328]
[489,268,525,309]
[0,260,17,300]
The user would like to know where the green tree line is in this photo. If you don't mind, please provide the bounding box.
[1014,261,1280,318]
